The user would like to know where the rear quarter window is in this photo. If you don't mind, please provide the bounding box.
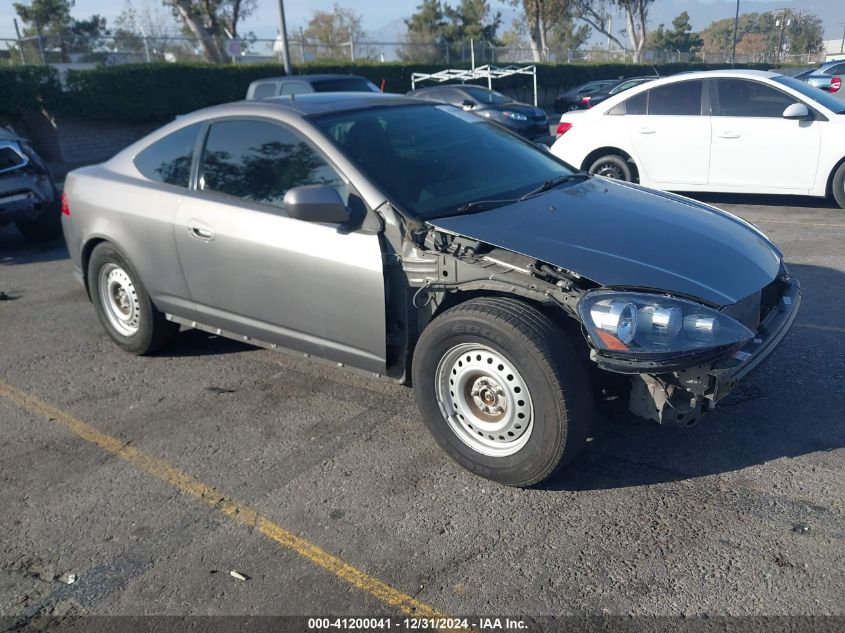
[134,123,201,187]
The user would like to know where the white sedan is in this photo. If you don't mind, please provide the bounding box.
[550,69,845,209]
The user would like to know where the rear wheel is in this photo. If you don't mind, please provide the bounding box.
[588,154,633,182]
[87,243,178,355]
[832,161,845,210]
[412,297,592,487]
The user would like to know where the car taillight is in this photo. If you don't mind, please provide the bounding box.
[831,77,841,93]
[580,96,592,104]
[556,121,573,137]
[61,191,70,216]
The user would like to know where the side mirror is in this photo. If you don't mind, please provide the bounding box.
[782,103,811,120]
[461,99,476,110]
[284,185,349,224]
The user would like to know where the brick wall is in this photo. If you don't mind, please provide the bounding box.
[19,111,161,165]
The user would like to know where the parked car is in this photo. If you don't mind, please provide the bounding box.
[61,92,800,486]
[0,126,61,241]
[408,84,551,143]
[553,80,615,113]
[551,69,845,209]
[246,74,380,99]
[573,76,657,110]
[795,60,845,95]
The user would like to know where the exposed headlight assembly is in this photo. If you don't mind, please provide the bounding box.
[502,110,528,121]
[577,291,754,357]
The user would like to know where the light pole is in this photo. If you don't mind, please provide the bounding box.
[730,0,740,66]
[275,0,292,74]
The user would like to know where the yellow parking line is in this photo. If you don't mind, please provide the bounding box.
[795,322,845,334]
[0,380,445,619]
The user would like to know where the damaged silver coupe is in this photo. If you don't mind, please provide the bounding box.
[61,93,800,486]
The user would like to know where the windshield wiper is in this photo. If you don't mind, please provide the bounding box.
[454,198,518,214]
[519,173,590,201]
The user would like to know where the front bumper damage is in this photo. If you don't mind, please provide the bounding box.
[623,277,801,426]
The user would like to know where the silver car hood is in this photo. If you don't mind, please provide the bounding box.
[428,178,783,306]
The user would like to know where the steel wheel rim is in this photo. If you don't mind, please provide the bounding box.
[593,161,625,180]
[435,343,534,457]
[98,263,140,337]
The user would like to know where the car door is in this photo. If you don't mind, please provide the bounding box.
[174,117,387,373]
[625,79,710,185]
[708,78,821,191]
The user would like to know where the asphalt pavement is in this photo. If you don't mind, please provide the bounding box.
[1,193,843,626]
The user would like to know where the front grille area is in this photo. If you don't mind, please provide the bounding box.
[723,278,787,333]
[723,291,762,332]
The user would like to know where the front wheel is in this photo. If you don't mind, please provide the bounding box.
[87,243,178,355]
[412,297,593,487]
[831,161,845,209]
[587,154,633,182]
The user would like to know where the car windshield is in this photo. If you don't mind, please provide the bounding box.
[313,78,379,93]
[772,76,845,114]
[462,86,509,104]
[313,104,576,221]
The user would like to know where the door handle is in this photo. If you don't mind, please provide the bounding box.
[188,221,214,241]
[637,127,655,134]
[717,131,740,139]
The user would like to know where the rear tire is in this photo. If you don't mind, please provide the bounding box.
[832,162,845,210]
[412,297,592,487]
[87,243,178,355]
[588,154,633,182]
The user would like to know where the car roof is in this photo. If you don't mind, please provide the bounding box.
[192,92,428,118]
[249,74,371,84]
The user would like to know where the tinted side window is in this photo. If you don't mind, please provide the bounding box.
[134,123,200,187]
[280,81,311,95]
[716,79,796,117]
[624,91,647,115]
[251,82,277,99]
[831,64,845,75]
[647,81,703,115]
[199,119,342,208]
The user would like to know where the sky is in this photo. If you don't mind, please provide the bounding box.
[0,0,841,44]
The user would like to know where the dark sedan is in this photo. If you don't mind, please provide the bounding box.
[553,80,615,113]
[576,76,657,109]
[409,84,551,143]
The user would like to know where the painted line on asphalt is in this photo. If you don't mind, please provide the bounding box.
[747,218,845,228]
[0,380,445,619]
[795,322,845,334]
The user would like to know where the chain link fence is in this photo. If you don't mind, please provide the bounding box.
[0,34,826,68]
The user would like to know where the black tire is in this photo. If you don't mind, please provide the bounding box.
[412,297,593,487]
[588,154,633,182]
[87,243,178,355]
[15,191,62,242]
[831,161,845,210]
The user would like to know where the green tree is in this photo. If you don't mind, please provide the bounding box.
[649,11,702,52]
[787,13,823,55]
[401,0,501,62]
[303,4,367,60]
[570,0,656,62]
[163,0,256,63]
[14,0,108,61]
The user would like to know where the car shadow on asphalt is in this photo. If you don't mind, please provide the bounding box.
[544,262,845,492]
[684,192,838,210]
[0,228,69,266]
[157,329,256,357]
